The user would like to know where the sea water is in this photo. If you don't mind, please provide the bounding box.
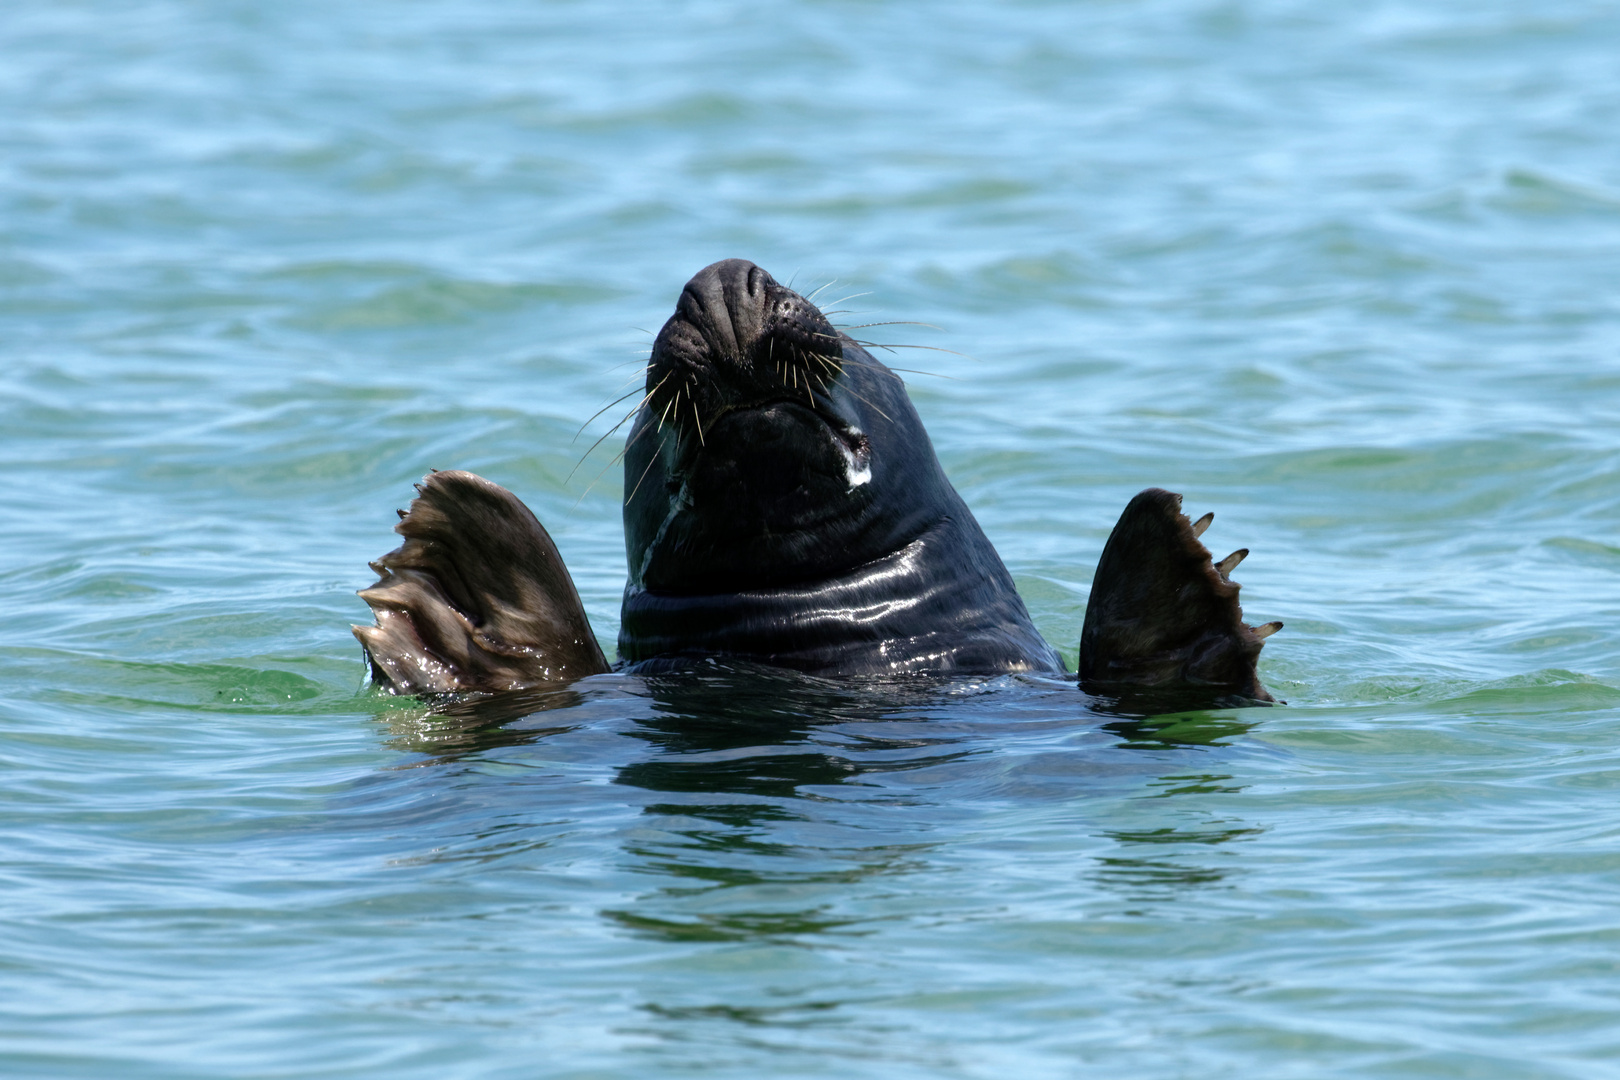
[4,2,1620,1076]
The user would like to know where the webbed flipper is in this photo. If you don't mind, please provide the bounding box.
[353,470,610,695]
[1079,488,1281,706]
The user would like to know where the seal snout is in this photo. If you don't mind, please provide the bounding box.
[648,259,844,431]
[673,258,769,364]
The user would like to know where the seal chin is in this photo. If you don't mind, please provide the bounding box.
[663,386,871,484]
[627,392,880,594]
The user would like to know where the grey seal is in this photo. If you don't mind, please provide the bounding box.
[354,259,1280,703]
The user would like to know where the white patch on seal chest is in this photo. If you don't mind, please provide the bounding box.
[837,426,871,489]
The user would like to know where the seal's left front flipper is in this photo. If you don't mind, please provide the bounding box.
[352,470,610,695]
[1079,488,1281,707]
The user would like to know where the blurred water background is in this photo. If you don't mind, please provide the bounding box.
[4,1,1620,1076]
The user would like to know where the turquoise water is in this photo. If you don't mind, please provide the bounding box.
[5,1,1620,1076]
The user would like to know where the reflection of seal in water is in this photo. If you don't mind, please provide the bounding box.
[354,259,1281,704]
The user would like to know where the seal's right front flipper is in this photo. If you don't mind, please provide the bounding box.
[353,470,610,695]
[1079,488,1281,707]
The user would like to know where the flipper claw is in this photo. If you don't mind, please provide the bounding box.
[1214,548,1247,580]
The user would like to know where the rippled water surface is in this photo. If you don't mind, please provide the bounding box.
[5,2,1620,1076]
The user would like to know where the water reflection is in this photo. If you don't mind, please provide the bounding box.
[373,667,1271,928]
[602,668,974,947]
[614,667,975,798]
[373,665,1268,769]
[374,682,587,764]
[1093,850,1231,898]
[1083,700,1266,904]
[1104,824,1263,846]
[1143,773,1248,798]
[600,908,871,943]
[642,999,842,1027]
[1093,786,1264,904]
[1088,684,1277,723]
[1101,713,1257,751]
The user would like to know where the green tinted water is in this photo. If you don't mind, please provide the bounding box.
[4,1,1620,1076]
